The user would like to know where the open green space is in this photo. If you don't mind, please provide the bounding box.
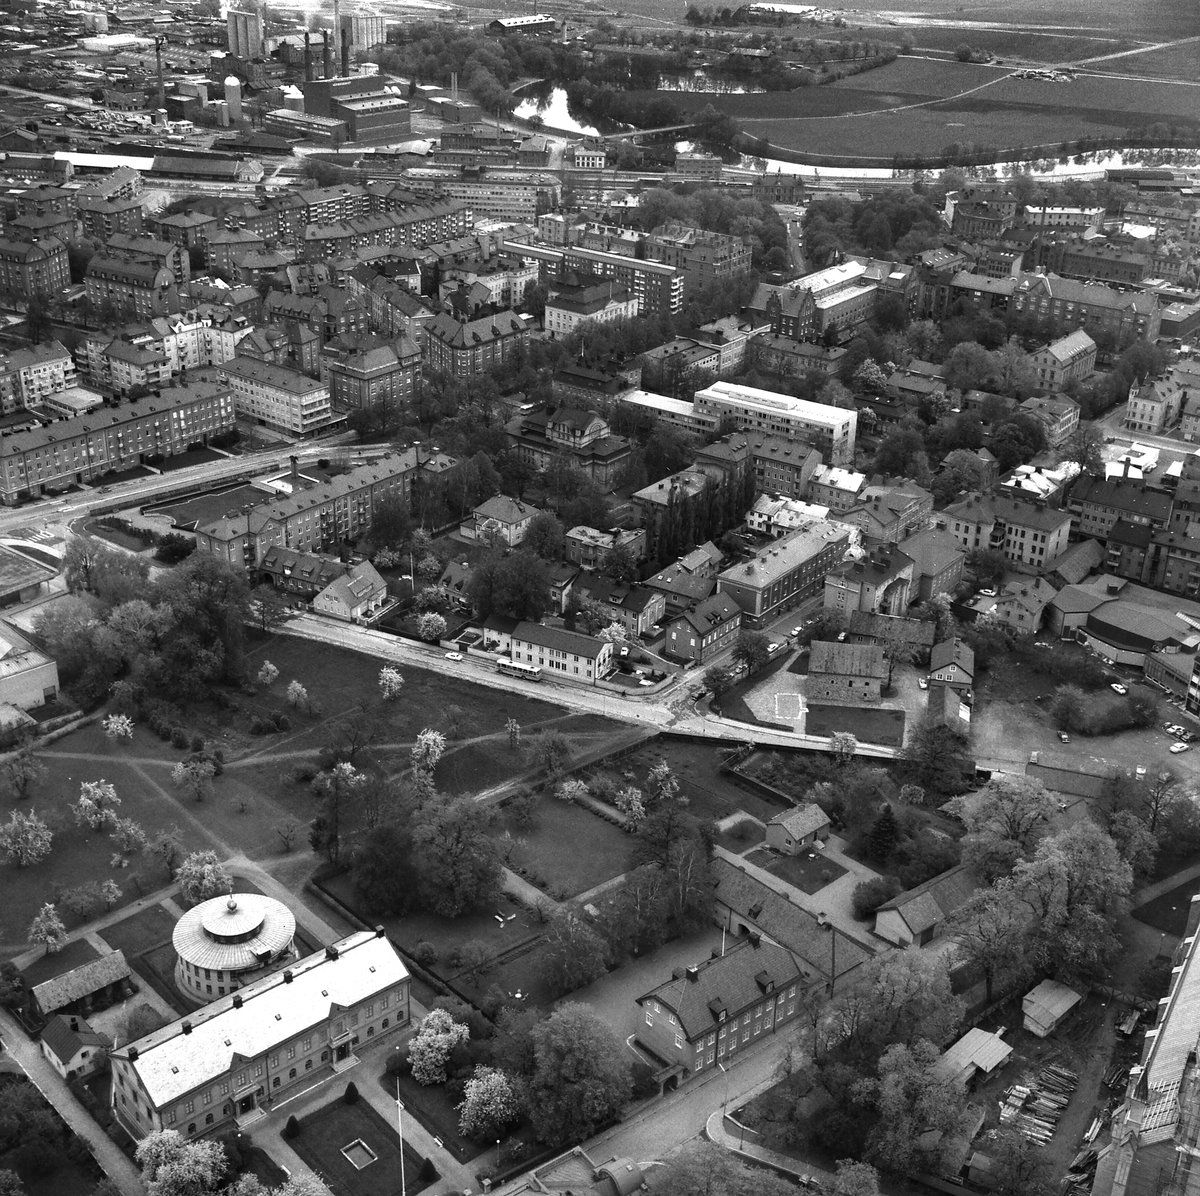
[378,1068,485,1163]
[649,54,1200,159]
[0,730,220,953]
[288,1097,433,1196]
[745,847,849,896]
[806,704,906,748]
[1132,877,1200,937]
[320,870,539,968]
[20,938,99,987]
[238,635,570,761]
[98,903,178,958]
[497,793,631,898]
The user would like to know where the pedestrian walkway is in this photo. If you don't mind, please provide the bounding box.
[0,1006,146,1196]
[1132,860,1200,906]
[704,1107,830,1188]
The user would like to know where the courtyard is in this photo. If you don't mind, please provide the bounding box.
[287,1097,433,1196]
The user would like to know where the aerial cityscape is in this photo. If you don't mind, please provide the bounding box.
[0,0,1196,1194]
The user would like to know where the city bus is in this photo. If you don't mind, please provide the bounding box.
[496,659,542,682]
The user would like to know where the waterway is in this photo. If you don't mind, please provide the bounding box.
[512,88,601,137]
[748,146,1200,183]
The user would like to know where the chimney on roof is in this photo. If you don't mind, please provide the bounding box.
[232,993,243,1008]
[685,965,699,982]
[181,1021,192,1034]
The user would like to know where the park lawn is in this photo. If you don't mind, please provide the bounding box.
[98,904,178,957]
[612,740,784,823]
[237,635,569,759]
[377,1069,485,1163]
[499,795,631,899]
[288,1097,433,1196]
[433,741,533,797]
[319,871,540,969]
[1132,879,1198,938]
[21,938,99,987]
[0,735,218,949]
[747,848,849,896]
[805,704,906,748]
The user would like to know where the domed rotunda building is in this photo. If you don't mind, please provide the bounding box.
[173,892,297,1004]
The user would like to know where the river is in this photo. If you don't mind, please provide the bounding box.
[512,88,601,137]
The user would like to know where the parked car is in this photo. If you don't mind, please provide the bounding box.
[1111,683,1128,695]
[1058,731,1070,743]
[918,677,929,690]
[444,651,463,661]
[768,642,781,654]
[1171,742,1190,754]
[979,588,996,597]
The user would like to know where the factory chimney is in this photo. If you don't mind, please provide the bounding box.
[332,0,342,74]
[322,29,331,78]
[341,34,349,78]
[451,71,458,101]
[304,30,312,82]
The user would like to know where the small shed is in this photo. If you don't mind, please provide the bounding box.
[765,804,831,855]
[30,950,133,1020]
[936,1028,1013,1087]
[1022,979,1082,1037]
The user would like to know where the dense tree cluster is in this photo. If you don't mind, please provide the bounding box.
[33,549,251,708]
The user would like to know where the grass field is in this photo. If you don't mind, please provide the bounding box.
[378,1069,485,1163]
[653,54,1200,158]
[498,794,632,898]
[745,846,848,896]
[0,730,221,955]
[1132,877,1200,937]
[289,1098,432,1196]
[98,904,178,958]
[805,704,906,748]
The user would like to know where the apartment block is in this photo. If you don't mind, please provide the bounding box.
[218,357,335,436]
[0,373,235,503]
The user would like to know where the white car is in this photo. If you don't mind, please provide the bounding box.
[444,651,463,662]
[1111,683,1128,695]
[1171,742,1190,754]
[790,627,803,638]
[619,646,630,657]
[768,642,781,654]
[918,677,929,690]
[638,679,654,687]
[979,588,996,597]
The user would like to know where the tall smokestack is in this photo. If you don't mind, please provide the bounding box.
[304,31,312,82]
[451,71,458,101]
[332,0,341,75]
[341,34,349,78]
[322,29,331,78]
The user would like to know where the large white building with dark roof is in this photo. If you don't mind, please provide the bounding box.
[111,928,410,1140]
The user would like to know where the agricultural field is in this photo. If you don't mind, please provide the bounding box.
[655,52,1200,160]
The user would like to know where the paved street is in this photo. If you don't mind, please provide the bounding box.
[278,614,898,759]
[0,1006,147,1196]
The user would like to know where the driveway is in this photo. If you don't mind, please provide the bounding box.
[558,926,727,1061]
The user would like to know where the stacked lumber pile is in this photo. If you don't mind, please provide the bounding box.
[999,1064,1078,1144]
